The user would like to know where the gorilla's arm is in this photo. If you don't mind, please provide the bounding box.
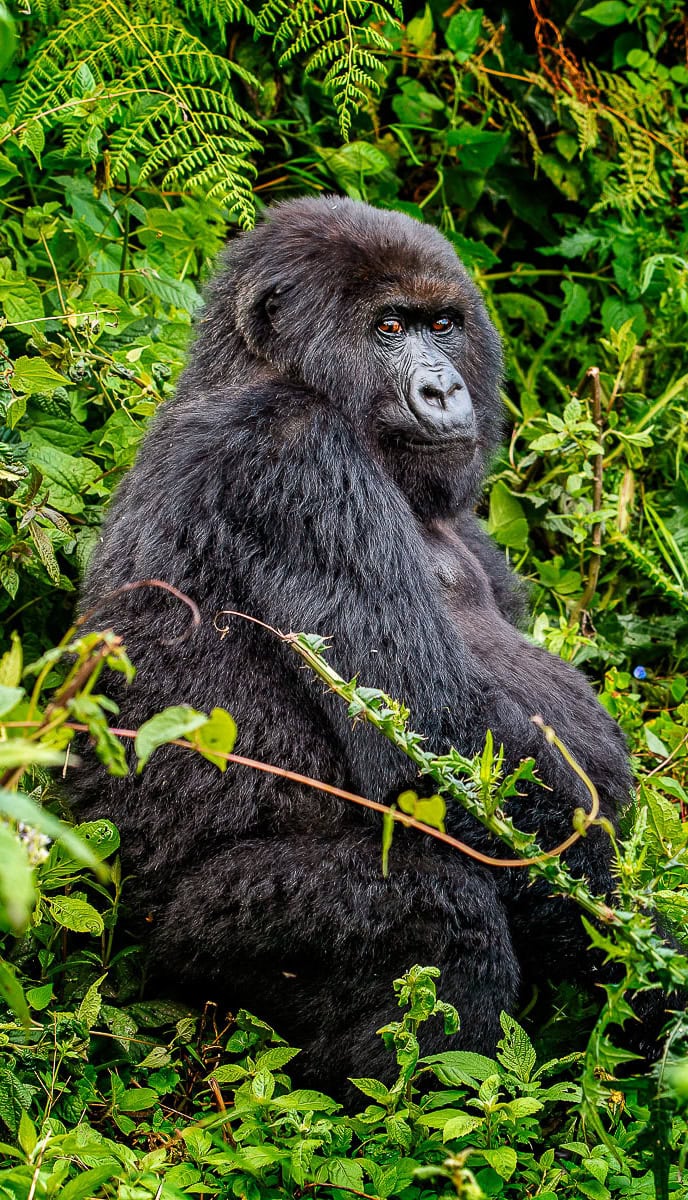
[451,512,529,628]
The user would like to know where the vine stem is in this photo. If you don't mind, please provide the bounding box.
[4,716,594,871]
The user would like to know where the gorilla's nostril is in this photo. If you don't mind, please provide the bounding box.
[420,383,445,407]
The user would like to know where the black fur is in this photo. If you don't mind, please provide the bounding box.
[76,197,637,1092]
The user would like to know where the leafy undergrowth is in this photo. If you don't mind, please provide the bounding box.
[1,904,686,1200]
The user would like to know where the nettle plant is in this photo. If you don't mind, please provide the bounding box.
[1,621,688,1195]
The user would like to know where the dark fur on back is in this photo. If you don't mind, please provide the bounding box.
[75,197,647,1095]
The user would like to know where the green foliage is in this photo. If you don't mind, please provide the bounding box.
[1,0,688,1194]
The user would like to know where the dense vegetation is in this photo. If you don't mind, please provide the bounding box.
[0,0,687,1196]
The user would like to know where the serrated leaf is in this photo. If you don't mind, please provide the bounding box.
[276,1089,340,1112]
[291,1138,323,1187]
[78,975,105,1029]
[443,1112,483,1140]
[422,1049,499,1085]
[254,1046,300,1071]
[497,1013,536,1081]
[29,521,60,583]
[47,895,104,935]
[138,1045,172,1069]
[350,1076,391,1102]
[481,1146,517,1180]
[11,356,67,394]
[208,1063,249,1084]
[503,1096,543,1117]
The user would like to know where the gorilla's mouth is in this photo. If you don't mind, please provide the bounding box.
[404,434,474,453]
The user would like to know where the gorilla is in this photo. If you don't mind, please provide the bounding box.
[75,196,636,1091]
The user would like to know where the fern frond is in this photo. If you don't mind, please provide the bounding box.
[13,0,263,226]
[258,0,402,138]
[561,64,686,212]
[175,0,254,31]
[613,535,688,612]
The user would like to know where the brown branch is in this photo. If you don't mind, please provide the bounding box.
[572,367,605,621]
[76,578,201,644]
[4,716,599,871]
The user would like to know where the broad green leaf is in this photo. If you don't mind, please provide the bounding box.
[17,1111,36,1157]
[421,1049,499,1085]
[0,3,16,72]
[487,481,528,550]
[252,1069,275,1100]
[11,356,67,394]
[442,1112,483,1140]
[0,153,18,188]
[78,975,105,1028]
[498,1013,536,1081]
[254,1046,300,1071]
[0,632,22,687]
[481,1147,517,1180]
[193,706,237,771]
[276,1090,341,1112]
[0,958,30,1027]
[406,4,433,51]
[503,1096,543,1117]
[208,1063,248,1084]
[0,684,24,716]
[0,277,44,325]
[72,819,120,861]
[291,1138,323,1187]
[0,741,63,769]
[445,9,483,60]
[0,824,35,933]
[317,1158,364,1190]
[117,1087,158,1112]
[28,445,101,515]
[136,706,208,771]
[350,1077,391,1102]
[582,1,628,25]
[47,895,104,935]
[26,983,53,1011]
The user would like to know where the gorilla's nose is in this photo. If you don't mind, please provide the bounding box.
[411,369,475,436]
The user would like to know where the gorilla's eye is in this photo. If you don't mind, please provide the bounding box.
[432,315,454,334]
[378,318,404,336]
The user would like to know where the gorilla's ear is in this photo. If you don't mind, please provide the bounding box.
[264,287,283,327]
[234,282,291,359]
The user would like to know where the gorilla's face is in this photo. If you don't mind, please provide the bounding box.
[372,309,474,448]
[368,302,482,516]
[203,196,504,518]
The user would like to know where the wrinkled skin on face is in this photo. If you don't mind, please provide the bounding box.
[372,311,475,443]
